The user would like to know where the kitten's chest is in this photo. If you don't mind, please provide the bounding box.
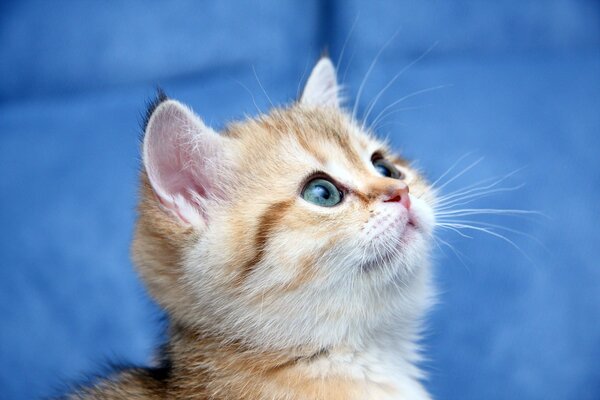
[290,348,430,400]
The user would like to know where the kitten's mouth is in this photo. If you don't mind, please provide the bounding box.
[361,214,420,273]
[402,209,420,234]
[407,214,417,228]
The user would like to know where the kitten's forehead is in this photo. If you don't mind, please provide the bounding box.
[229,105,389,184]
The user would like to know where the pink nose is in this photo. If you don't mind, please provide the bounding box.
[383,184,411,210]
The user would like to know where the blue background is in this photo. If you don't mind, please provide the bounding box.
[1,1,599,399]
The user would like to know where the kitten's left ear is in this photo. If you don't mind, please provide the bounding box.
[142,98,229,227]
[300,57,340,108]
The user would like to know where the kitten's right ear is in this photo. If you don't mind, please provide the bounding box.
[300,57,340,108]
[143,98,226,226]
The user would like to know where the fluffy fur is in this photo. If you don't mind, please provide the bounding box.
[69,58,437,399]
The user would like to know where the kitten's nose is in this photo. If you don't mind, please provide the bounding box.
[383,183,411,210]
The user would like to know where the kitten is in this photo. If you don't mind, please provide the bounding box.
[69,57,437,399]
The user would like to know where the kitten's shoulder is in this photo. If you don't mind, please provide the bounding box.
[65,366,169,400]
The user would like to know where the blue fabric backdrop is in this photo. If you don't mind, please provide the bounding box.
[1,1,599,399]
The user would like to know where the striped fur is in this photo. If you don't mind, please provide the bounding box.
[69,58,437,399]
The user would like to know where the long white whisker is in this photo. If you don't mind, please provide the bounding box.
[368,121,409,133]
[296,58,312,100]
[233,79,262,115]
[252,65,274,109]
[436,223,534,263]
[436,208,543,217]
[434,168,524,205]
[369,105,429,133]
[436,225,473,239]
[337,15,358,74]
[435,157,484,192]
[368,85,449,131]
[436,219,547,250]
[435,184,525,211]
[362,42,439,127]
[434,236,471,269]
[352,29,400,121]
[429,152,475,189]
[342,47,357,84]
[435,176,498,201]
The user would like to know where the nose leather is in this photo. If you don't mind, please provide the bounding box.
[383,183,411,209]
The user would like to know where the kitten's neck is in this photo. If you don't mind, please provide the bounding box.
[155,322,430,400]
[74,318,430,399]
[156,262,434,400]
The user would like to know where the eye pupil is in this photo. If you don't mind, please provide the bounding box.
[314,184,331,199]
[375,164,392,177]
[372,157,403,180]
[302,178,342,207]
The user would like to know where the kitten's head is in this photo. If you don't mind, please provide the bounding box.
[133,58,436,351]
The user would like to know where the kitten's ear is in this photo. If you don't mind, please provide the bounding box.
[300,57,340,108]
[143,99,226,226]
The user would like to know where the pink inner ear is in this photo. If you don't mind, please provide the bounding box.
[301,57,340,108]
[153,129,207,201]
[144,101,222,224]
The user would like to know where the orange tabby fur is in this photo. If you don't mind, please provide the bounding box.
[69,58,436,399]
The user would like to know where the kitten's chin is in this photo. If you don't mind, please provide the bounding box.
[364,209,433,279]
[394,207,432,246]
[389,198,435,243]
[360,235,428,278]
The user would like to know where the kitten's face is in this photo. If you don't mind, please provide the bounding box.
[135,59,436,351]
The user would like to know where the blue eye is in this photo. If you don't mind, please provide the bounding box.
[302,178,343,207]
[372,158,403,179]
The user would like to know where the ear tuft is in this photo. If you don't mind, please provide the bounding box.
[142,88,169,132]
[143,99,225,226]
[300,57,340,108]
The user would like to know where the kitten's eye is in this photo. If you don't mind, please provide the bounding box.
[302,178,343,207]
[372,158,404,179]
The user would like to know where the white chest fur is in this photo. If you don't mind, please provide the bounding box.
[296,345,431,400]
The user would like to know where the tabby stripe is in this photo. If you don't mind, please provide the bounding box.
[238,200,292,284]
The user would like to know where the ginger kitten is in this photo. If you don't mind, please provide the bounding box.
[69,58,437,399]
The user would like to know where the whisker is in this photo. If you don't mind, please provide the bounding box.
[436,223,534,263]
[362,42,439,127]
[337,15,359,75]
[369,105,429,133]
[436,219,547,250]
[342,47,357,84]
[296,58,312,100]
[369,121,409,133]
[368,85,449,132]
[436,224,473,239]
[434,184,525,211]
[434,236,471,269]
[233,79,262,115]
[352,29,400,121]
[252,65,274,109]
[436,208,544,218]
[429,152,475,189]
[434,168,524,205]
[434,157,484,192]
